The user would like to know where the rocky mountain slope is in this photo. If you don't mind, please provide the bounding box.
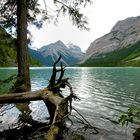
[81,16,140,66]
[0,27,17,66]
[38,40,84,66]
[28,48,48,66]
[0,26,84,66]
[0,26,44,67]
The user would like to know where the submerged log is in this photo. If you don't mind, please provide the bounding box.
[0,56,75,140]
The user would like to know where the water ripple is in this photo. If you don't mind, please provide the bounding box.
[1,67,140,139]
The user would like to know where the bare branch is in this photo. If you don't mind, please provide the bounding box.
[48,55,62,89]
[57,62,65,84]
[72,107,99,134]
[0,55,88,140]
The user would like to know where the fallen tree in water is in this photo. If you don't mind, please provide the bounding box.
[0,56,78,140]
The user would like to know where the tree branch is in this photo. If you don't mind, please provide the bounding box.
[48,55,62,89]
[0,56,79,140]
[0,89,47,104]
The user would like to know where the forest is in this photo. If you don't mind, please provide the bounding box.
[0,0,140,140]
[0,0,96,139]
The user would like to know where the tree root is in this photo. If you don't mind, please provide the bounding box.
[0,55,99,140]
[71,107,99,134]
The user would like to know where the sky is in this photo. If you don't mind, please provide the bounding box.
[30,0,140,52]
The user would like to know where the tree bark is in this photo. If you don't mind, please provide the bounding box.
[0,89,47,103]
[0,88,69,140]
[44,98,68,140]
[0,56,75,140]
[16,0,31,92]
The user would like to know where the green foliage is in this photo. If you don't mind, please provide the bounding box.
[0,74,17,93]
[0,0,48,31]
[0,26,16,66]
[0,26,42,67]
[80,41,140,67]
[53,0,91,30]
[0,46,17,66]
[124,42,140,61]
[0,0,91,32]
[119,107,140,126]
[0,43,42,67]
[29,55,42,66]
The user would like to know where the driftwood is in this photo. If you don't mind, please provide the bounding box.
[0,55,76,140]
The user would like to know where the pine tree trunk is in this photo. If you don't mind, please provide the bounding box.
[0,56,76,140]
[16,0,31,92]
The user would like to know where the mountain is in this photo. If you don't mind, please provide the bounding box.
[0,26,17,66]
[66,42,84,60]
[28,48,48,66]
[0,26,84,67]
[0,26,43,67]
[80,16,140,66]
[38,40,84,66]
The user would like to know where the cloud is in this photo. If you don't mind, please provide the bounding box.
[31,0,140,51]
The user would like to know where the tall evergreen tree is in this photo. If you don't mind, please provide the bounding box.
[16,0,30,91]
[0,0,92,91]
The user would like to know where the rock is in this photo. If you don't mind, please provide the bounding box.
[81,16,140,66]
[38,40,84,66]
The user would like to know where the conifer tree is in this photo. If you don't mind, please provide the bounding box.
[0,0,92,91]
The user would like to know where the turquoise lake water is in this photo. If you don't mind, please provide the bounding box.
[0,67,140,139]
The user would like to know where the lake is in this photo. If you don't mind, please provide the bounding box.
[0,67,140,139]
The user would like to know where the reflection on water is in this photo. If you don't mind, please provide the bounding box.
[1,67,140,139]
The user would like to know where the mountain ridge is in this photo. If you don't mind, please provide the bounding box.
[0,26,46,67]
[80,16,140,66]
[0,26,84,66]
[38,40,84,66]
